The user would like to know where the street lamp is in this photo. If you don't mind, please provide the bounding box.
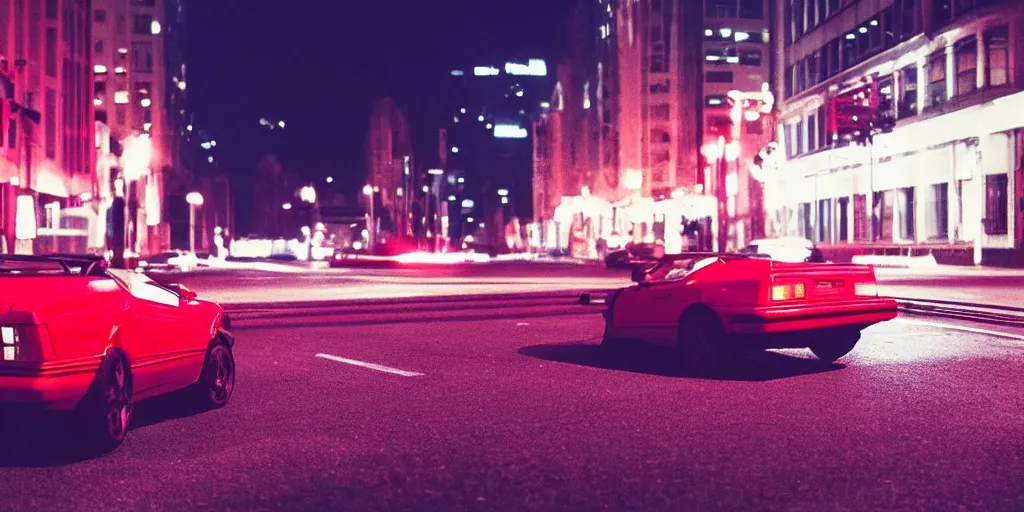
[363,184,375,252]
[185,192,204,253]
[299,185,316,204]
[119,134,154,267]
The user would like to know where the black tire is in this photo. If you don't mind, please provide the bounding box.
[809,329,861,363]
[77,351,133,452]
[192,341,235,409]
[678,309,727,372]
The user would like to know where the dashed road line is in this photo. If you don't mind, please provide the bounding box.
[314,353,424,377]
[893,318,1024,341]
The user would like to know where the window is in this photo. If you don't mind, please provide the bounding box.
[824,39,840,77]
[107,270,181,308]
[955,37,977,96]
[130,0,156,5]
[132,14,153,35]
[650,79,670,94]
[807,114,817,152]
[45,88,56,158]
[649,104,670,121]
[6,118,14,149]
[799,203,812,240]
[818,198,833,243]
[897,65,918,119]
[94,9,106,22]
[807,51,820,85]
[707,116,732,135]
[873,191,894,241]
[796,119,806,154]
[650,129,671,143]
[926,50,946,109]
[898,187,915,240]
[841,35,857,70]
[984,26,1009,87]
[46,0,57,19]
[705,95,729,107]
[117,14,126,35]
[739,0,763,19]
[740,50,762,66]
[650,55,668,73]
[898,0,915,40]
[706,0,738,18]
[817,105,828,147]
[853,194,868,241]
[785,65,794,97]
[706,71,734,83]
[926,184,948,240]
[984,174,1008,234]
[932,0,952,29]
[797,59,807,92]
[95,40,103,54]
[837,197,850,242]
[131,42,154,72]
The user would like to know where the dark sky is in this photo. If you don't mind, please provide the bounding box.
[185,0,573,197]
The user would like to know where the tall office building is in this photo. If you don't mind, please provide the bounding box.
[92,0,190,257]
[365,97,413,239]
[701,0,773,250]
[765,0,1024,265]
[1,0,95,254]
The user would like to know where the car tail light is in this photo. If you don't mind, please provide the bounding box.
[1,326,42,362]
[854,282,878,297]
[771,282,806,301]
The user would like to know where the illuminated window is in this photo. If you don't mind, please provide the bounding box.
[114,91,129,104]
[954,36,977,96]
[926,50,947,109]
[984,26,1009,87]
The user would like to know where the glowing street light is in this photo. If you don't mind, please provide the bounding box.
[326,176,334,183]
[428,168,444,175]
[282,202,293,210]
[121,134,153,181]
[299,185,316,204]
[185,192,204,253]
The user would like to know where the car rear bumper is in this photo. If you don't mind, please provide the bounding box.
[723,297,899,334]
[0,360,101,410]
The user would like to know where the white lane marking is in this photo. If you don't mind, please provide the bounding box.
[314,353,424,377]
[894,318,1024,341]
[516,322,530,326]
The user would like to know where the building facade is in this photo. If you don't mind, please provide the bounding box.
[702,0,773,250]
[533,0,720,257]
[766,0,1024,265]
[366,97,413,240]
[1,0,96,255]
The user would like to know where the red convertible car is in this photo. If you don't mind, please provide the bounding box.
[602,253,897,367]
[0,254,235,451]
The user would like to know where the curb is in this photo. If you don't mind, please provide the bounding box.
[894,297,1024,328]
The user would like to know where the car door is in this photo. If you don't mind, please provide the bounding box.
[118,275,200,398]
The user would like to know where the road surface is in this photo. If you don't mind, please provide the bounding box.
[153,261,1024,307]
[0,297,1021,511]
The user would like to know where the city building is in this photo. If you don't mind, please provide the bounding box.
[765,0,1024,265]
[91,0,191,261]
[365,97,413,243]
[533,0,717,257]
[702,0,773,250]
[1,0,95,255]
[441,57,553,251]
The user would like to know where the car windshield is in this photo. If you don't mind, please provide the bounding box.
[0,259,87,276]
[645,256,719,282]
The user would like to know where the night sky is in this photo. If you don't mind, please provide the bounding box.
[186,0,573,200]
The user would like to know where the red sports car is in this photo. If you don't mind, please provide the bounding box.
[602,253,898,367]
[0,254,235,451]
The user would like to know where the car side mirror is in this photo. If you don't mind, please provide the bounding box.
[167,283,198,301]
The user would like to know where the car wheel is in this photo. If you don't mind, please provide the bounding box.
[678,309,726,372]
[78,351,133,452]
[194,342,236,409]
[809,329,861,363]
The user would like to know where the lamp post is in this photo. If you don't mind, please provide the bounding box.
[362,184,375,252]
[428,169,444,252]
[185,192,204,253]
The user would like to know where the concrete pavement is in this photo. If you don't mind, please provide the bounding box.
[0,300,1021,511]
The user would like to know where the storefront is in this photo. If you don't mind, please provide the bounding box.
[768,90,1024,265]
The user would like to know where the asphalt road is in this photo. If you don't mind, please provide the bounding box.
[149,261,1024,307]
[0,297,1021,511]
